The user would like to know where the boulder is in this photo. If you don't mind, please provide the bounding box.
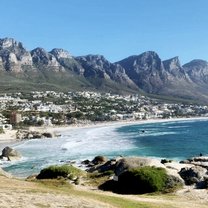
[87,159,116,173]
[179,166,208,187]
[180,156,208,169]
[42,132,53,138]
[114,157,165,176]
[16,130,53,140]
[91,156,108,165]
[81,159,91,165]
[1,146,21,161]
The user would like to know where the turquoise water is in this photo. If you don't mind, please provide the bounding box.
[2,119,208,177]
[116,120,208,159]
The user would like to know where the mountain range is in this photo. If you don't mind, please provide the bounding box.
[1,37,208,103]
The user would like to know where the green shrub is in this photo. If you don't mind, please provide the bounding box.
[99,166,169,194]
[36,165,83,180]
[119,167,168,194]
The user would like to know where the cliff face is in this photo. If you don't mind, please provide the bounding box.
[183,60,208,85]
[116,51,168,93]
[1,37,208,102]
[0,38,139,94]
[0,38,32,72]
[75,55,137,89]
[116,51,208,101]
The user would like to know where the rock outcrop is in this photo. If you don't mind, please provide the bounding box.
[16,130,54,140]
[116,51,167,93]
[0,38,32,72]
[180,156,208,169]
[183,59,208,85]
[179,166,208,188]
[84,156,208,189]
[75,55,137,89]
[114,157,165,176]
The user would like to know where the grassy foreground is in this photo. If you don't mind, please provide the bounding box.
[0,174,207,208]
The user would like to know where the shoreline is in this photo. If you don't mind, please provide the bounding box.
[0,116,207,147]
[32,116,208,136]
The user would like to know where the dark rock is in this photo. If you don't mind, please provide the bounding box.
[81,159,91,165]
[161,159,172,164]
[1,146,21,161]
[91,156,108,165]
[179,160,190,164]
[42,132,53,138]
[192,156,208,162]
[179,166,208,186]
[180,157,208,169]
[87,159,116,173]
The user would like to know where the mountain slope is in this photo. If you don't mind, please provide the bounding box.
[1,37,208,103]
[117,52,208,102]
[0,38,137,94]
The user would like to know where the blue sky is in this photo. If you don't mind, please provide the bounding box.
[1,0,208,64]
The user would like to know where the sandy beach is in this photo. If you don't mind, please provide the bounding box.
[0,116,207,148]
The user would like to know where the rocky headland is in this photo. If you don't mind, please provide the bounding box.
[81,155,208,190]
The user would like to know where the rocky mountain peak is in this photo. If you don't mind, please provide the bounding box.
[0,38,31,71]
[0,38,27,60]
[31,47,47,56]
[163,56,182,73]
[30,47,60,68]
[0,38,23,49]
[50,48,72,59]
[76,55,111,72]
[183,59,208,84]
[77,54,106,63]
[139,51,160,58]
[183,59,208,71]
[117,51,163,73]
[163,56,181,69]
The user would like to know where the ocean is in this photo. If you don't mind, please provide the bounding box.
[1,119,208,177]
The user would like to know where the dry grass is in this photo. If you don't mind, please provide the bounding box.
[0,175,207,208]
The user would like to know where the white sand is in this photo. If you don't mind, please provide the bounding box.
[0,116,207,145]
[30,116,208,135]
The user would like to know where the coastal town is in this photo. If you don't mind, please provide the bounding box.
[0,91,207,130]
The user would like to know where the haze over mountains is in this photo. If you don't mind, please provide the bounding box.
[0,37,208,103]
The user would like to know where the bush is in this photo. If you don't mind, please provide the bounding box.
[119,167,168,194]
[36,165,83,180]
[99,166,169,194]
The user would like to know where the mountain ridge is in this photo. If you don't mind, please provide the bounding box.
[1,37,208,103]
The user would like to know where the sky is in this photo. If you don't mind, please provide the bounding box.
[1,0,208,64]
